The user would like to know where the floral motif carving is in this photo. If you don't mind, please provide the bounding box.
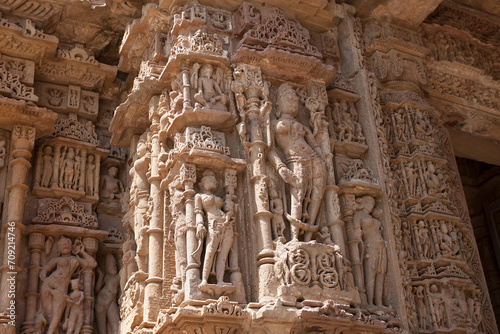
[53,114,100,146]
[32,196,98,229]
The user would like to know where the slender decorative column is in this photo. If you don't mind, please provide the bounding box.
[0,125,35,333]
[33,147,43,187]
[78,149,87,192]
[181,163,199,300]
[181,61,192,111]
[93,154,101,198]
[232,64,275,302]
[51,143,62,188]
[81,237,99,334]
[144,96,164,323]
[21,232,45,330]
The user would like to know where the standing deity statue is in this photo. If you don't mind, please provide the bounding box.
[39,237,97,334]
[95,254,120,334]
[195,169,233,288]
[130,139,150,272]
[168,175,187,296]
[268,83,327,241]
[415,220,430,259]
[60,148,76,189]
[62,279,84,334]
[41,146,53,188]
[86,154,96,195]
[119,239,138,291]
[354,196,387,307]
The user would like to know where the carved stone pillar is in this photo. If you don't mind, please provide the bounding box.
[78,148,87,192]
[81,237,99,334]
[22,233,45,329]
[143,96,164,322]
[231,64,276,302]
[181,163,199,300]
[51,143,62,188]
[0,125,35,331]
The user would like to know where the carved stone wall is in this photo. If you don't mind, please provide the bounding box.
[0,1,499,334]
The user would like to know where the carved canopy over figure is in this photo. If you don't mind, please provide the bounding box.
[268,83,327,241]
[39,236,97,334]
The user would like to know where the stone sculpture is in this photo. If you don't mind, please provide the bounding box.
[195,169,233,289]
[40,146,53,188]
[95,254,120,334]
[354,196,387,307]
[268,83,327,241]
[0,1,497,334]
[39,237,97,334]
[0,139,5,169]
[100,166,124,203]
[192,63,227,110]
[62,279,84,334]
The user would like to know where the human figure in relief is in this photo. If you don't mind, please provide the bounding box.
[100,166,124,202]
[195,169,233,287]
[62,279,84,334]
[192,63,227,110]
[95,254,120,334]
[168,176,187,294]
[130,139,150,272]
[268,83,327,241]
[85,154,96,195]
[354,196,387,307]
[60,148,76,189]
[40,146,53,187]
[39,237,96,334]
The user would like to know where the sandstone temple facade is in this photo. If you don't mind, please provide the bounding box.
[0,0,499,333]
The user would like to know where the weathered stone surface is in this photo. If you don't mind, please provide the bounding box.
[0,1,499,334]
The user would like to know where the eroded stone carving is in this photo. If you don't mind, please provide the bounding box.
[53,114,100,146]
[268,83,327,241]
[39,237,97,334]
[95,254,120,334]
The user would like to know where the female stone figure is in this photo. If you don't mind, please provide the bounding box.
[63,279,84,334]
[60,148,76,189]
[85,154,96,195]
[268,83,327,241]
[40,146,53,188]
[130,139,150,272]
[354,196,387,307]
[95,254,120,334]
[168,175,187,294]
[195,169,233,287]
[39,237,97,334]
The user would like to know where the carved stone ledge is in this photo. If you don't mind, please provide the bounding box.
[425,0,500,45]
[35,82,99,119]
[0,95,57,138]
[119,4,170,73]
[158,0,337,33]
[275,241,361,306]
[154,297,250,334]
[0,17,58,62]
[232,2,336,83]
